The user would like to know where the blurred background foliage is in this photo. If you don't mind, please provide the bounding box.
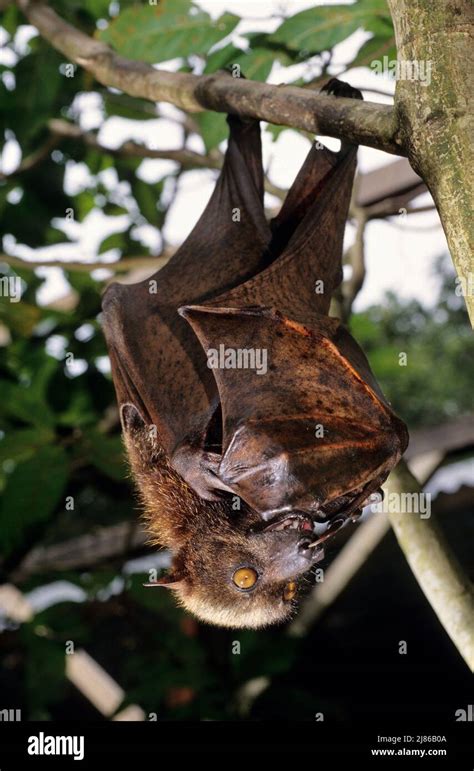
[0,0,472,722]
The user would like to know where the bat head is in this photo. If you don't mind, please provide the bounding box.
[121,404,324,628]
[150,510,325,629]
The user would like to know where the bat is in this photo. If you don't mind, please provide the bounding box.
[102,78,408,629]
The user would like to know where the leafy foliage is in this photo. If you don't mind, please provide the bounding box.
[351,257,474,427]
[269,0,393,54]
[99,1,239,63]
[2,0,470,725]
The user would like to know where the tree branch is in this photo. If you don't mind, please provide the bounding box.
[387,463,474,671]
[342,193,368,318]
[290,459,474,672]
[15,0,402,156]
[9,522,149,583]
[0,252,170,273]
[388,0,474,325]
[47,119,286,200]
[13,1,473,322]
[0,134,60,181]
[48,118,224,169]
[288,418,466,639]
[366,203,437,220]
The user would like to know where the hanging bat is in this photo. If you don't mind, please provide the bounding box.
[102,78,408,629]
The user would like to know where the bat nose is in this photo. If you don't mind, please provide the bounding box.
[297,538,313,559]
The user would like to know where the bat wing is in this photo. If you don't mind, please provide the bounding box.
[103,79,408,516]
[102,115,271,456]
[178,82,408,515]
[202,140,358,322]
[171,121,362,497]
[181,305,408,518]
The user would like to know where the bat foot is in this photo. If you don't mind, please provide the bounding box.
[321,77,363,102]
[171,443,234,501]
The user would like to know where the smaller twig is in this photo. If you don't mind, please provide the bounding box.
[382,219,442,233]
[288,447,444,638]
[48,118,223,170]
[0,252,170,274]
[288,511,391,637]
[48,119,286,200]
[0,134,60,181]
[9,521,149,582]
[366,202,436,220]
[341,185,368,319]
[0,583,146,719]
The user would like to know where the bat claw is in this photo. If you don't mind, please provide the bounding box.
[321,77,363,101]
[307,509,358,550]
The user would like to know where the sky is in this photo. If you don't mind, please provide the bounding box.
[0,0,449,310]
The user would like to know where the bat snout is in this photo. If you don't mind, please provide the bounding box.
[258,514,324,577]
[297,538,314,561]
[263,512,315,532]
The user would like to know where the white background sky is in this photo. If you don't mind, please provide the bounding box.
[0,0,449,309]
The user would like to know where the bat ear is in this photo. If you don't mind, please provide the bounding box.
[120,403,145,432]
[143,571,185,589]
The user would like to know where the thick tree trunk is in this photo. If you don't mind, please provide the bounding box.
[389,0,474,325]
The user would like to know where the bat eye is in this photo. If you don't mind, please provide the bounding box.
[232,567,258,590]
[283,581,297,601]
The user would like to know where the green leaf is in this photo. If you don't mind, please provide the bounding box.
[83,0,112,18]
[56,389,97,428]
[204,42,243,73]
[98,231,126,255]
[132,179,164,227]
[103,202,129,217]
[4,45,62,148]
[77,429,126,481]
[0,427,55,464]
[75,189,97,221]
[0,445,69,555]
[84,149,115,175]
[1,5,19,36]
[0,381,56,427]
[265,124,302,143]
[233,48,278,82]
[194,111,228,153]
[204,36,292,82]
[45,225,72,246]
[103,92,158,121]
[0,298,40,337]
[99,1,239,63]
[358,0,393,36]
[269,1,392,55]
[270,4,362,54]
[351,34,397,71]
[22,627,66,717]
